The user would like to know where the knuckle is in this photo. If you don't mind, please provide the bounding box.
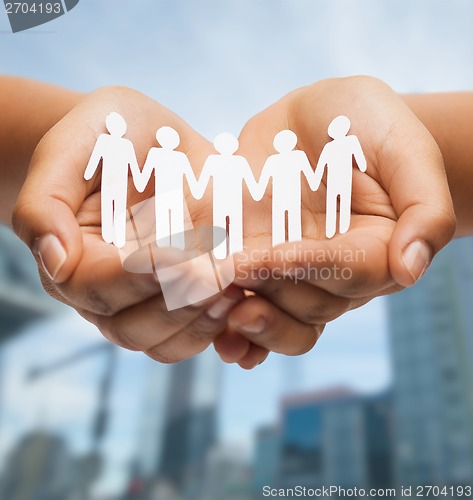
[11,199,34,243]
[436,208,457,245]
[84,287,118,316]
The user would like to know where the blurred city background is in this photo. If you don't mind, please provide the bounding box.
[1,1,473,499]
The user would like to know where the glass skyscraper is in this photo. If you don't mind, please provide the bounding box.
[263,388,392,491]
[134,348,221,500]
[388,237,473,487]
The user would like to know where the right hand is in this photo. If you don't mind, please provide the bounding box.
[12,86,244,364]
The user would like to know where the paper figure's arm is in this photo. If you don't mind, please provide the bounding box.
[192,157,214,200]
[300,152,318,191]
[352,137,367,173]
[253,159,272,201]
[183,156,201,199]
[312,147,328,190]
[241,157,261,200]
[128,141,142,190]
[84,136,104,180]
[135,150,155,193]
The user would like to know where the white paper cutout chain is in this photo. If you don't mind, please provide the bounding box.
[84,112,367,258]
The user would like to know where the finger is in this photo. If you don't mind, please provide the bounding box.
[12,96,119,283]
[383,136,456,286]
[365,97,455,286]
[12,134,86,283]
[57,236,210,316]
[237,343,270,370]
[228,296,324,356]
[144,287,244,363]
[234,266,352,324]
[235,222,396,300]
[363,93,455,286]
[288,79,455,287]
[213,329,270,368]
[84,285,243,357]
[213,329,252,363]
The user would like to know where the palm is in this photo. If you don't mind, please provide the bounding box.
[46,88,216,304]
[235,78,434,298]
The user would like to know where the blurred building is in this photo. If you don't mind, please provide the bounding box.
[251,388,393,495]
[132,348,221,500]
[251,425,280,495]
[0,227,58,343]
[388,237,473,487]
[202,444,251,500]
[0,430,73,500]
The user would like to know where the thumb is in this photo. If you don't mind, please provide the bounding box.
[12,139,85,284]
[389,204,456,288]
[386,143,456,287]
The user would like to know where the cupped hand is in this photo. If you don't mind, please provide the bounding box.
[214,76,456,365]
[12,86,244,364]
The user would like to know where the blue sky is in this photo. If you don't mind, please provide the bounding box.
[1,0,473,495]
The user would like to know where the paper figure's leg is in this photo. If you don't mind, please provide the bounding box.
[339,189,352,234]
[170,202,185,250]
[287,205,302,243]
[213,212,227,260]
[272,208,286,247]
[101,191,114,244]
[113,195,127,248]
[326,190,338,239]
[228,212,243,256]
[156,203,171,248]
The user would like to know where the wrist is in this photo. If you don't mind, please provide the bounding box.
[0,76,83,224]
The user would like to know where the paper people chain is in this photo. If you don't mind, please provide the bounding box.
[84,112,367,257]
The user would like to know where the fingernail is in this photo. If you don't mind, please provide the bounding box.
[33,234,67,282]
[207,297,237,320]
[402,240,431,284]
[234,317,266,334]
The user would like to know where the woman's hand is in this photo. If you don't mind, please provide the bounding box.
[12,85,243,364]
[214,76,456,366]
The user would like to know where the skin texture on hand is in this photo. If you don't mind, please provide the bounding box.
[12,86,251,365]
[213,76,456,365]
[6,76,460,370]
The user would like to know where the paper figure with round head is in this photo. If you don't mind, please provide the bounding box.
[193,132,260,259]
[84,112,141,248]
[314,115,367,238]
[135,126,199,250]
[254,130,318,247]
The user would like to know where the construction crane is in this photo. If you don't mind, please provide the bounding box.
[26,341,118,499]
